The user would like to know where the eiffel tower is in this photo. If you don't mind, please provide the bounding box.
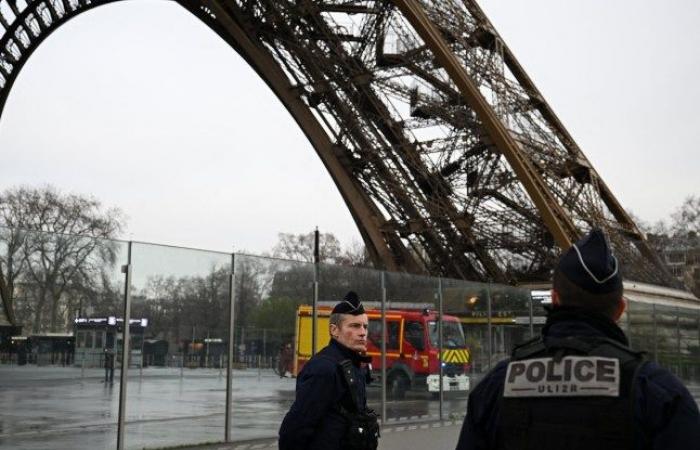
[0,0,678,288]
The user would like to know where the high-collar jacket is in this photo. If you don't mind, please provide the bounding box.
[455,307,700,450]
[279,339,371,450]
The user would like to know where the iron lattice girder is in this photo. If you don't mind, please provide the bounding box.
[0,0,678,288]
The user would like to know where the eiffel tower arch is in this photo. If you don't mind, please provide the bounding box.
[0,0,678,289]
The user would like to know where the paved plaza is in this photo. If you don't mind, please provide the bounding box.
[1,364,698,450]
[0,364,468,450]
[179,421,464,450]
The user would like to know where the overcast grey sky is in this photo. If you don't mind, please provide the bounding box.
[0,0,698,254]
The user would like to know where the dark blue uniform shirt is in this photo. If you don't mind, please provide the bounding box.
[279,338,370,450]
[456,310,700,450]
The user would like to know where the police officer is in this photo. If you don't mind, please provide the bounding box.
[279,291,379,450]
[456,228,700,450]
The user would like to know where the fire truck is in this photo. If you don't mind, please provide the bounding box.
[294,305,470,399]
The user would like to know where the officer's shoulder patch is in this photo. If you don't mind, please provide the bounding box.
[503,356,620,398]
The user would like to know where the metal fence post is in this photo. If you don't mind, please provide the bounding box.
[528,291,534,338]
[438,277,444,421]
[626,300,633,347]
[225,253,236,443]
[486,283,493,370]
[312,273,318,356]
[312,229,319,356]
[652,304,658,364]
[380,271,387,425]
[116,241,133,450]
[676,307,681,361]
[697,310,700,380]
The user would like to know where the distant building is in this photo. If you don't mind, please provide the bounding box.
[648,232,700,297]
[73,316,148,368]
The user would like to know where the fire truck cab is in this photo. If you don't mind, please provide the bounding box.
[295,305,470,399]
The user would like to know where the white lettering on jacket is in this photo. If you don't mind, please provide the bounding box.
[503,356,620,398]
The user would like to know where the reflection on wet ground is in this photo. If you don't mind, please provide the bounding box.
[0,365,470,450]
[2,365,698,450]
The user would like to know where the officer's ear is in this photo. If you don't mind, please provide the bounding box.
[329,323,339,340]
[612,297,626,322]
[551,289,561,307]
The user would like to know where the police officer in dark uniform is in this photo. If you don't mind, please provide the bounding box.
[279,291,379,450]
[456,228,700,450]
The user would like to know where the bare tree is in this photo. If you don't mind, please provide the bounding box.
[0,227,27,326]
[271,231,371,268]
[671,195,700,236]
[0,186,124,332]
[272,231,343,263]
[335,239,371,268]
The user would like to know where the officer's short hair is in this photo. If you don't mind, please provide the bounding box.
[553,267,623,318]
[329,313,346,329]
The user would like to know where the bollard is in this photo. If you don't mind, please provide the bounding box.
[81,354,85,379]
[258,354,262,380]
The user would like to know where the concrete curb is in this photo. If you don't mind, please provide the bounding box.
[170,417,465,450]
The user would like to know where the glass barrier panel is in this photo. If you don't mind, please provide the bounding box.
[530,289,551,337]
[318,262,381,304]
[626,301,656,359]
[125,242,231,449]
[655,305,681,376]
[0,228,127,450]
[487,284,532,366]
[382,271,438,423]
[677,307,700,383]
[618,303,631,336]
[440,277,491,419]
[231,254,315,442]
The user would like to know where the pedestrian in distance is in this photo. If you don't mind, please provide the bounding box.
[279,342,294,378]
[456,228,700,450]
[104,347,115,385]
[278,291,380,450]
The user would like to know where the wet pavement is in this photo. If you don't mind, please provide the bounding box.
[176,420,464,450]
[0,365,468,450]
[2,365,698,450]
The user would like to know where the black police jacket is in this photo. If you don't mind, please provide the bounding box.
[279,339,371,450]
[456,307,700,450]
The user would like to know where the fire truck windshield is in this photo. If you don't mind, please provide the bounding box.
[428,321,466,349]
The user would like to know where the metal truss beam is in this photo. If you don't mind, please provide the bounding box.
[0,0,680,289]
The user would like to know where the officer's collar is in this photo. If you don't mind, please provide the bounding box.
[543,306,629,346]
[330,338,372,364]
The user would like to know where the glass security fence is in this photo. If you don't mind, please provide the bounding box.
[627,301,656,359]
[230,254,315,443]
[627,301,700,382]
[0,228,128,450]
[487,285,532,367]
[655,305,682,377]
[440,277,491,419]
[3,226,700,450]
[677,308,700,382]
[530,289,550,339]
[381,271,440,422]
[125,242,232,449]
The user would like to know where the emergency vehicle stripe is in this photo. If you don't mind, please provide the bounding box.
[440,349,470,363]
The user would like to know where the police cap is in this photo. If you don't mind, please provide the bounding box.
[331,291,365,315]
[557,228,622,295]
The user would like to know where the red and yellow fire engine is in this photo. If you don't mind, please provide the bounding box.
[294,305,470,398]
